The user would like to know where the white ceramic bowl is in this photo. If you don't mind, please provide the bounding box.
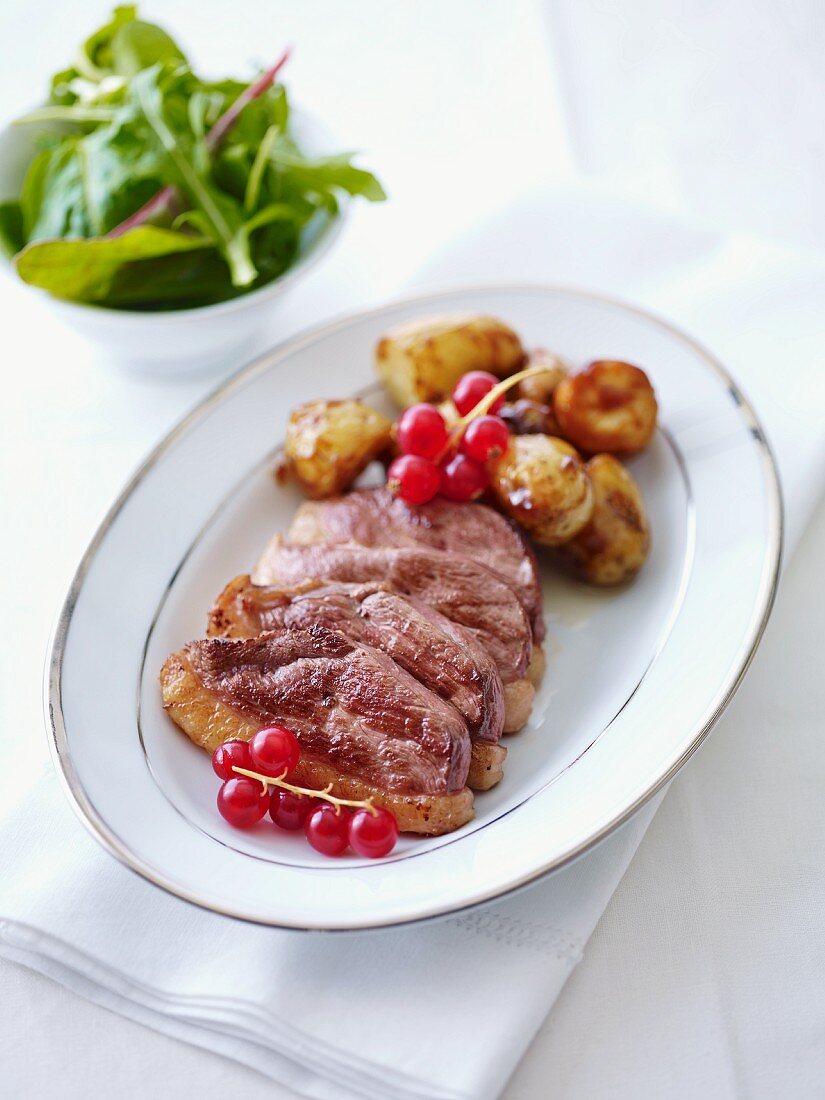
[0,110,346,374]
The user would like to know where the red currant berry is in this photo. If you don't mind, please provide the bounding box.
[217,778,269,828]
[249,725,300,778]
[269,788,315,831]
[396,404,448,460]
[452,371,503,417]
[305,803,351,856]
[387,454,440,505]
[348,807,399,858]
[440,453,489,502]
[461,415,510,462]
[211,739,252,781]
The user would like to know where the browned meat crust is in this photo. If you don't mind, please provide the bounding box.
[252,538,535,732]
[161,648,474,835]
[208,575,505,746]
[289,487,545,640]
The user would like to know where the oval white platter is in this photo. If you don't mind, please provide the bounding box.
[47,285,782,930]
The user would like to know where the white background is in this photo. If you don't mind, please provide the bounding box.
[2,1,824,1097]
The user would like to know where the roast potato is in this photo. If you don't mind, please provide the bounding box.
[375,314,525,407]
[553,359,657,455]
[557,454,650,585]
[489,434,594,546]
[517,349,568,404]
[284,399,392,499]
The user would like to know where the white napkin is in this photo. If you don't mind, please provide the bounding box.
[2,184,825,1100]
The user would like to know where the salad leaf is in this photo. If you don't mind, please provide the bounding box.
[82,5,138,70]
[74,5,185,83]
[3,7,385,310]
[111,18,186,78]
[23,140,95,239]
[0,202,24,256]
[269,142,387,203]
[47,7,186,108]
[19,148,53,239]
[244,124,279,212]
[79,105,171,231]
[15,226,211,302]
[129,65,256,286]
[15,106,118,125]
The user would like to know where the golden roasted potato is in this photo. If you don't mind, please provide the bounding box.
[517,349,568,404]
[284,399,392,499]
[553,360,657,455]
[489,434,594,546]
[557,454,650,585]
[375,314,525,407]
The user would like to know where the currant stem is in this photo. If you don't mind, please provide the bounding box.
[232,765,379,816]
[436,364,547,462]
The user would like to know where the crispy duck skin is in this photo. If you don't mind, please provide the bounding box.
[160,626,476,834]
[253,538,535,733]
[208,575,505,743]
[208,576,507,790]
[288,487,545,640]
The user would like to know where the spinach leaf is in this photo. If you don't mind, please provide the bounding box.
[0,202,24,256]
[75,5,140,82]
[15,226,212,302]
[111,19,186,78]
[244,125,279,212]
[19,147,53,239]
[24,140,95,240]
[50,67,83,107]
[16,106,118,125]
[79,104,170,232]
[103,250,238,308]
[248,218,300,286]
[271,143,387,203]
[130,65,256,286]
[49,7,186,103]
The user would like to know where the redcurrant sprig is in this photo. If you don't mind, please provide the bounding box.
[211,729,399,858]
[436,363,548,461]
[231,764,379,815]
[386,363,547,505]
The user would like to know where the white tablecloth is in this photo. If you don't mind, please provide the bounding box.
[3,496,824,1100]
[2,1,825,1096]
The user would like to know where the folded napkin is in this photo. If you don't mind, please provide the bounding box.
[2,184,825,1100]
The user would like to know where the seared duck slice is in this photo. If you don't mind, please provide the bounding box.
[161,626,474,835]
[208,576,507,790]
[253,538,535,732]
[288,486,545,641]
